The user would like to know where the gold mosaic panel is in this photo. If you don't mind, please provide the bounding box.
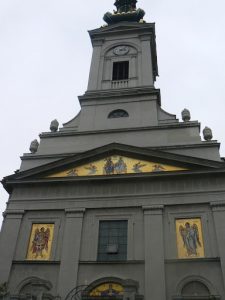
[89,283,124,296]
[48,155,187,178]
[26,224,54,260]
[176,218,205,259]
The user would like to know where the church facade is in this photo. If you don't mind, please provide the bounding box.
[1,1,225,299]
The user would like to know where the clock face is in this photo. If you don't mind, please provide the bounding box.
[113,45,130,56]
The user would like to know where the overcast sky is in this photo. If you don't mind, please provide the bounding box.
[0,0,225,227]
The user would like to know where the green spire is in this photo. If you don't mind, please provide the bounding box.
[103,0,145,25]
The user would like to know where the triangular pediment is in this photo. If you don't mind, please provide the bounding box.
[3,143,225,188]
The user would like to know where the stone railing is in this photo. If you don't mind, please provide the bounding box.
[111,80,129,89]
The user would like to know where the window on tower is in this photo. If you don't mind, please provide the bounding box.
[112,61,129,81]
[97,220,128,261]
[108,109,129,118]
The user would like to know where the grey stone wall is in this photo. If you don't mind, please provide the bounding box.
[0,171,225,298]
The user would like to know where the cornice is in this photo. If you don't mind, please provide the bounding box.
[78,86,160,102]
[88,22,155,38]
[4,167,225,191]
[7,190,225,207]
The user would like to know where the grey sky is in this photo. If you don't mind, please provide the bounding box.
[0,0,225,227]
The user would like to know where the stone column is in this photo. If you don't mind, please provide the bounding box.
[140,35,154,86]
[57,208,85,299]
[87,39,104,91]
[143,205,166,300]
[0,210,24,284]
[211,202,225,289]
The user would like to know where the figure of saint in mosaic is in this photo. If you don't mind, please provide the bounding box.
[179,222,202,257]
[31,227,50,258]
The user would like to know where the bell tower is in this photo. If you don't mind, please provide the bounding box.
[87,1,158,91]
[72,1,167,133]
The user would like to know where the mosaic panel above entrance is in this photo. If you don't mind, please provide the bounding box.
[89,283,124,296]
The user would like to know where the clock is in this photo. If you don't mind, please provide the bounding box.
[113,45,130,56]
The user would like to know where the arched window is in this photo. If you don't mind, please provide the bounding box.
[181,281,210,296]
[17,277,54,300]
[174,277,220,300]
[108,109,129,119]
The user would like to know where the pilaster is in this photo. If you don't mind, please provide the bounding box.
[57,208,85,299]
[0,210,24,283]
[143,205,166,300]
[87,39,104,91]
[211,201,225,290]
[140,34,154,86]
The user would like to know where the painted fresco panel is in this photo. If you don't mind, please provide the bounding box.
[26,224,54,260]
[176,218,205,259]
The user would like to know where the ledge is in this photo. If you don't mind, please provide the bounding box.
[12,260,60,265]
[38,122,201,139]
[7,168,225,186]
[79,260,144,264]
[165,257,220,263]
[20,142,221,161]
[79,86,159,101]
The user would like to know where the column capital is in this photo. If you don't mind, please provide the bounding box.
[3,209,25,219]
[92,38,105,47]
[65,208,85,218]
[210,201,225,211]
[139,34,151,41]
[142,205,164,215]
